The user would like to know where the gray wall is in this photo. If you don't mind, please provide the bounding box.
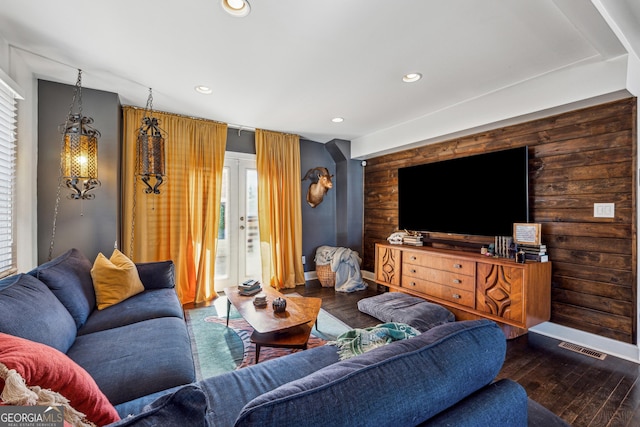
[226,127,256,154]
[300,139,337,271]
[325,139,364,255]
[37,80,120,263]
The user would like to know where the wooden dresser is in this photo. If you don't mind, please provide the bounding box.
[374,243,552,338]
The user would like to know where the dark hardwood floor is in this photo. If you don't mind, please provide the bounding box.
[285,279,640,427]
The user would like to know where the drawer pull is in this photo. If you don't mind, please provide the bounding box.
[411,269,417,274]
[453,264,462,269]
[410,256,417,261]
[409,282,416,287]
[452,279,461,284]
[452,294,461,299]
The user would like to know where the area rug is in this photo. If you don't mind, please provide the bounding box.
[204,316,328,369]
[185,295,352,380]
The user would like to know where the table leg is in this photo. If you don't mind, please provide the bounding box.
[226,298,231,327]
[255,344,261,363]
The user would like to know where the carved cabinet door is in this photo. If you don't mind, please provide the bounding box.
[375,245,401,287]
[476,263,524,325]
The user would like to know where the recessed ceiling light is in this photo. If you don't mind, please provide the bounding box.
[402,73,422,83]
[195,85,212,95]
[221,0,251,17]
[331,117,344,123]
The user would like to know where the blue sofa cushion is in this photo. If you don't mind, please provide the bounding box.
[0,274,77,353]
[235,319,505,427]
[357,292,455,332]
[112,344,340,424]
[67,317,196,405]
[108,385,207,427]
[200,344,341,427]
[29,248,96,328]
[136,261,175,290]
[78,288,184,336]
[421,379,528,426]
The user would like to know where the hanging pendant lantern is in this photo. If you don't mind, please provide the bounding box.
[61,70,100,200]
[137,88,166,194]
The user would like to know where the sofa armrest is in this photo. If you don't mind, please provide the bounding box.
[135,261,175,289]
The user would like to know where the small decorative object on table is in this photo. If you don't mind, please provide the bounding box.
[386,231,407,245]
[513,223,542,245]
[272,297,287,313]
[494,236,513,258]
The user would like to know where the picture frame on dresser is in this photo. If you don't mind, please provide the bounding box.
[513,223,541,245]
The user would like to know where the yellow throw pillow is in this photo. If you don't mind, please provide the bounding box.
[91,249,145,310]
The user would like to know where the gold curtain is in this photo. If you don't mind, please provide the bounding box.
[122,106,227,304]
[255,129,305,289]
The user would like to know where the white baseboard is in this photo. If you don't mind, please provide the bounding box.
[362,270,375,280]
[530,322,640,364]
[304,270,318,281]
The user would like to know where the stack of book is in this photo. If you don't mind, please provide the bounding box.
[403,234,423,246]
[253,293,267,307]
[518,244,549,262]
[238,279,262,296]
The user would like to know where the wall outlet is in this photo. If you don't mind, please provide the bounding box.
[302,255,306,264]
[594,203,615,218]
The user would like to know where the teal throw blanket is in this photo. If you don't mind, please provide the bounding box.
[332,322,420,360]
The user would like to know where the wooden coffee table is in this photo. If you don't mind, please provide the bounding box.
[224,286,322,363]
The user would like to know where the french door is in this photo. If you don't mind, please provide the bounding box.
[214,152,262,292]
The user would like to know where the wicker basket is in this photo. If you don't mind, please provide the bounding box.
[316,263,335,287]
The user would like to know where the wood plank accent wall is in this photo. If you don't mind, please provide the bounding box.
[363,97,638,344]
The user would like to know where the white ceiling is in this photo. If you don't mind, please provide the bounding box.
[0,0,637,149]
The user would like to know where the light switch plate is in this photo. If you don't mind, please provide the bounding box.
[594,203,615,218]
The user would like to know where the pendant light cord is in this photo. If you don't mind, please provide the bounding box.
[48,70,83,261]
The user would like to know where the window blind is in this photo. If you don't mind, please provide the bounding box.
[0,82,17,277]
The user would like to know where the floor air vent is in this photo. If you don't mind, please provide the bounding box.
[558,342,607,360]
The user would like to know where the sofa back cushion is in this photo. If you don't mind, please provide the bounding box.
[29,248,96,329]
[135,260,175,290]
[0,274,77,353]
[235,319,506,427]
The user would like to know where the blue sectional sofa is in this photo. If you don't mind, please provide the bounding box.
[0,248,195,421]
[0,248,568,426]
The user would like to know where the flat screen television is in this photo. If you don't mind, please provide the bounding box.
[398,146,529,237]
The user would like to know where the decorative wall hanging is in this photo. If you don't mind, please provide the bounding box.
[302,167,333,208]
[129,88,167,258]
[60,69,100,200]
[136,88,166,195]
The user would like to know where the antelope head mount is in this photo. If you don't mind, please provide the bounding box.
[302,167,333,208]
